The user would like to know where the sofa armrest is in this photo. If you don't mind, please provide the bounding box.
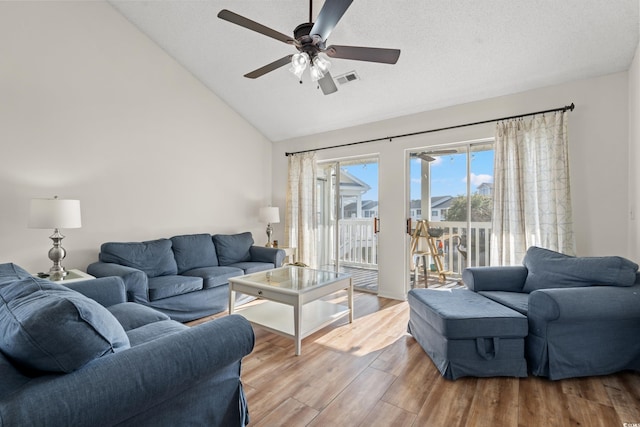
[0,315,255,426]
[528,284,640,322]
[462,266,528,292]
[87,261,149,303]
[64,276,127,307]
[250,246,285,267]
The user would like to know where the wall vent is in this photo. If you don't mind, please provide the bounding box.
[336,71,360,85]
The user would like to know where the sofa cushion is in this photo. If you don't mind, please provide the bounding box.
[107,302,170,331]
[147,275,203,301]
[213,232,254,265]
[126,320,189,347]
[99,239,178,278]
[478,291,530,315]
[229,261,275,275]
[171,233,218,273]
[183,266,243,289]
[408,288,527,339]
[0,278,130,373]
[522,246,639,293]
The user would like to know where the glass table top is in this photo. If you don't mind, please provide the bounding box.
[233,266,350,292]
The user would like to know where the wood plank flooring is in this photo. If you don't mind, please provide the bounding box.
[189,292,640,427]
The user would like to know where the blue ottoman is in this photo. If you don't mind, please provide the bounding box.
[408,288,528,380]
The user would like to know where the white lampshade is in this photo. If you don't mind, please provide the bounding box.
[259,207,280,224]
[28,198,82,229]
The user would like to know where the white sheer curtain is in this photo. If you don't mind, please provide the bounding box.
[285,152,318,267]
[490,111,575,265]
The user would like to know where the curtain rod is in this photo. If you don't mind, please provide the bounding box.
[285,102,575,156]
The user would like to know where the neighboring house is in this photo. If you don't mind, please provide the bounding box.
[339,169,371,219]
[344,200,378,219]
[410,196,454,221]
[477,182,493,196]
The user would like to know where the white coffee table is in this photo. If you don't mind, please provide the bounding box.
[228,266,353,356]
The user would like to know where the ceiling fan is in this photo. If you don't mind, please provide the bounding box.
[217,0,401,95]
[411,149,458,162]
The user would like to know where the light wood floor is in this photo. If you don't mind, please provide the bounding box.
[190,292,640,427]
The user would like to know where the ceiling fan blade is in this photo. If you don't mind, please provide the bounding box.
[244,55,293,79]
[318,71,338,95]
[218,9,294,45]
[310,0,354,42]
[325,45,401,64]
[427,149,458,155]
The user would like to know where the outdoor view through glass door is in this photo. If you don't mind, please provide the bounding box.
[408,141,494,290]
[317,157,379,293]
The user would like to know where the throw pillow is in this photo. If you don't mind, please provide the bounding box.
[213,232,254,265]
[170,233,218,273]
[0,277,130,373]
[0,263,32,287]
[99,238,178,277]
[522,246,639,293]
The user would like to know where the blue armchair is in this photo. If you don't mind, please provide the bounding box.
[463,247,640,379]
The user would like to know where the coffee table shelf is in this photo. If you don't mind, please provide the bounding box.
[234,300,349,337]
[229,266,353,355]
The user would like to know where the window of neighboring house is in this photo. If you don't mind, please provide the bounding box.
[432,210,438,217]
[416,209,421,216]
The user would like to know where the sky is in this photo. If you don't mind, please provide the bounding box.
[343,149,494,201]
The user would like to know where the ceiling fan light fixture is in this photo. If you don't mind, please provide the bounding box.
[309,63,325,82]
[289,52,309,79]
[314,54,331,73]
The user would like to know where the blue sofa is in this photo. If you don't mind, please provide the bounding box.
[87,232,285,322]
[462,246,640,380]
[0,262,254,426]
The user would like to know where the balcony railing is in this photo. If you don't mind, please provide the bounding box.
[429,221,492,276]
[337,218,378,268]
[334,219,492,276]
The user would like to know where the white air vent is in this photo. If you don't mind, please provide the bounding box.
[336,71,360,85]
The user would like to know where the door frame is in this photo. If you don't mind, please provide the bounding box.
[318,154,380,291]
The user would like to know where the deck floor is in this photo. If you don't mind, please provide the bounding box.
[332,265,462,294]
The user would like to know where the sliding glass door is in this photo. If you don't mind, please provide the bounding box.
[407,141,494,289]
[317,157,379,293]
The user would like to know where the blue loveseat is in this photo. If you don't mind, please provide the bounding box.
[462,246,640,379]
[0,263,254,426]
[87,232,285,322]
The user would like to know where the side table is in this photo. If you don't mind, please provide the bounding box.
[34,269,95,284]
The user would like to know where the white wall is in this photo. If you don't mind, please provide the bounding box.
[630,38,640,260]
[272,72,630,300]
[0,2,273,273]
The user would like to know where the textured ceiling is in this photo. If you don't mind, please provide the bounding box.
[110,0,639,142]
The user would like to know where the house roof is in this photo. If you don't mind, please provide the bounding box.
[410,196,453,209]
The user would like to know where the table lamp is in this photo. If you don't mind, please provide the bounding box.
[259,206,280,247]
[28,196,82,280]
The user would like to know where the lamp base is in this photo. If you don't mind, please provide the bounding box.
[265,223,274,248]
[47,228,69,281]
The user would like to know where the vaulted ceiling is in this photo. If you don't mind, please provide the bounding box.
[110,1,639,142]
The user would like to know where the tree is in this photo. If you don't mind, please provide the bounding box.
[445,194,493,222]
